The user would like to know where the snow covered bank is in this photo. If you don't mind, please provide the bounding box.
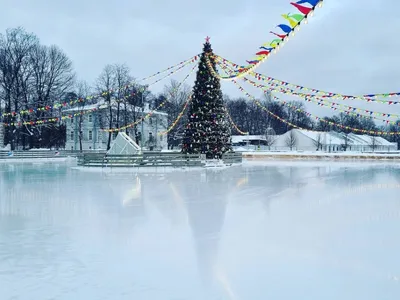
[242,159,400,168]
[242,151,400,160]
[0,157,77,164]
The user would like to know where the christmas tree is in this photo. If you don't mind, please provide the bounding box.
[181,37,232,159]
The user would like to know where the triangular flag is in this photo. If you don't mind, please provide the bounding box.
[281,14,298,27]
[271,38,282,44]
[296,0,319,6]
[287,13,305,22]
[246,60,258,65]
[276,24,292,33]
[290,2,312,14]
[270,31,286,39]
[260,46,273,51]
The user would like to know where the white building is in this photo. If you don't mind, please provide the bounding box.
[62,100,168,151]
[231,135,268,147]
[232,129,398,152]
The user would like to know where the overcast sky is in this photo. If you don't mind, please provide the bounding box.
[1,0,400,122]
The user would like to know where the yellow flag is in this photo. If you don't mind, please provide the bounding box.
[282,14,297,27]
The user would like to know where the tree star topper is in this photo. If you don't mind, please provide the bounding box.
[205,36,210,43]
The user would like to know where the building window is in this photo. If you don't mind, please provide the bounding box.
[88,114,92,123]
[160,134,163,141]
[98,131,102,141]
[70,131,74,141]
[88,130,93,141]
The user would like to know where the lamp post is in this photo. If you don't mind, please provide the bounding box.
[140,85,148,153]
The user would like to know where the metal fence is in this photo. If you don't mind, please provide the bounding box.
[78,152,204,168]
[77,151,242,168]
[0,150,106,159]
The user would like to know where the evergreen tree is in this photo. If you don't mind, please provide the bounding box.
[181,38,232,159]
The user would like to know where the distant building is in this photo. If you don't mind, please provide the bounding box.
[232,129,397,152]
[231,135,269,147]
[62,100,168,151]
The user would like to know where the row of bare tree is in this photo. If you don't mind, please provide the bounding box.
[225,93,400,149]
[0,27,74,149]
[0,27,192,150]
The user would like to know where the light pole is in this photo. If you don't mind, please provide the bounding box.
[140,85,148,153]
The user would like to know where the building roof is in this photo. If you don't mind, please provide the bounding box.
[231,135,269,143]
[62,102,108,113]
[62,99,167,116]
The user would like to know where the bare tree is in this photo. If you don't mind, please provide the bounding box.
[73,81,91,151]
[0,27,39,149]
[96,64,116,150]
[163,79,191,149]
[313,133,323,151]
[264,134,276,149]
[113,64,131,130]
[28,44,75,148]
[285,101,313,130]
[285,130,297,151]
[369,135,380,152]
[340,133,352,151]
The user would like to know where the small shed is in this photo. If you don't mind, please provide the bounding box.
[107,132,141,155]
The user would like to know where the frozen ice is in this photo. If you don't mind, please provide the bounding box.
[0,160,400,299]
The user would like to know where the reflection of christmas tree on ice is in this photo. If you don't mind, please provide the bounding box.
[181,37,232,159]
[183,171,233,298]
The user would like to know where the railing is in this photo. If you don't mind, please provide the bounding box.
[78,152,206,168]
[222,152,242,164]
[0,150,242,166]
[0,150,106,159]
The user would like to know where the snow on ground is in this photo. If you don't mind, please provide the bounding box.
[0,157,76,164]
[242,151,400,157]
[1,144,10,151]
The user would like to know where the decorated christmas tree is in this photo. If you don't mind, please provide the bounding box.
[181,37,232,159]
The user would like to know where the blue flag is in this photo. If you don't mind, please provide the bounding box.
[296,0,319,6]
[276,24,292,33]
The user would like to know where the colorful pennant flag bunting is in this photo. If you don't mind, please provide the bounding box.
[215,54,400,101]
[205,1,323,80]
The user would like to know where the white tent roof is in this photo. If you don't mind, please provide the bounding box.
[296,130,344,145]
[107,132,141,155]
[347,133,393,146]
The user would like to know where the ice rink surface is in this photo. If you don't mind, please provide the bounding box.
[1,160,399,299]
